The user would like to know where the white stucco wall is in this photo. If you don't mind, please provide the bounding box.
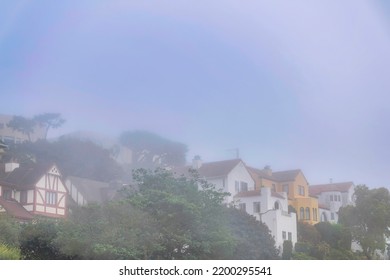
[234,187,297,251]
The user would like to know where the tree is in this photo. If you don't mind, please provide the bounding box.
[0,215,20,247]
[339,185,390,259]
[315,222,351,250]
[19,219,68,260]
[224,207,279,259]
[7,116,36,141]
[33,113,65,139]
[3,138,124,182]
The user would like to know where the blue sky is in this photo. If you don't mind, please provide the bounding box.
[1,0,390,188]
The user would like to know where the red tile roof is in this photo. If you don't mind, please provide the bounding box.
[0,198,34,220]
[309,182,354,196]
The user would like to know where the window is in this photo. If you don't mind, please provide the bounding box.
[253,202,261,213]
[3,189,12,200]
[331,212,335,220]
[239,203,246,212]
[300,207,305,220]
[240,182,248,192]
[46,192,57,205]
[274,201,280,210]
[235,181,239,193]
[282,184,289,194]
[282,231,287,240]
[298,185,305,196]
[288,232,292,241]
[20,190,28,204]
[305,207,310,220]
[330,195,333,201]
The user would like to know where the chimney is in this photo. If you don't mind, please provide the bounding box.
[263,165,272,176]
[5,162,19,173]
[192,155,202,169]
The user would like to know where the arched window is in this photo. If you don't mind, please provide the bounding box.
[274,201,280,210]
[305,207,310,220]
[321,212,328,222]
[300,207,305,220]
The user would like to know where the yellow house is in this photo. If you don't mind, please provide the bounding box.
[247,166,319,225]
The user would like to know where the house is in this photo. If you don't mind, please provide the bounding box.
[175,157,298,251]
[65,176,117,207]
[309,181,355,223]
[0,162,68,219]
[248,166,320,225]
[234,187,297,251]
[175,157,256,203]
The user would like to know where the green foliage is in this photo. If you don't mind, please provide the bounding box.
[55,203,161,259]
[282,240,293,260]
[0,215,20,247]
[0,243,21,260]
[7,116,36,141]
[119,130,188,167]
[315,222,351,250]
[128,168,233,259]
[297,221,320,244]
[4,138,123,182]
[19,219,68,260]
[339,185,390,259]
[33,113,65,139]
[224,207,279,259]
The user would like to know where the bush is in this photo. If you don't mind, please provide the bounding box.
[0,243,21,260]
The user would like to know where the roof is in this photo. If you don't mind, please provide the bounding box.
[247,166,303,183]
[309,182,354,196]
[67,176,113,203]
[0,162,57,190]
[318,203,330,210]
[0,198,34,220]
[234,189,285,199]
[175,158,243,178]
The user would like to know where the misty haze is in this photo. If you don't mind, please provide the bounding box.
[1,1,390,260]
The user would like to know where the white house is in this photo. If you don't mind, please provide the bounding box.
[0,162,67,219]
[234,187,297,251]
[309,181,355,223]
[175,157,256,204]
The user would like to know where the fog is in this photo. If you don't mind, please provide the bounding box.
[1,1,390,187]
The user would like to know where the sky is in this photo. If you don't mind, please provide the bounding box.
[1,0,390,188]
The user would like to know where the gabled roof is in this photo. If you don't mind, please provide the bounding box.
[247,166,304,183]
[234,189,285,199]
[66,176,113,203]
[0,162,57,190]
[272,169,302,182]
[175,158,243,178]
[309,182,354,196]
[0,198,34,220]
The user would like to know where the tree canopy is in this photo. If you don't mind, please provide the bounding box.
[18,168,279,260]
[33,113,65,139]
[339,185,390,259]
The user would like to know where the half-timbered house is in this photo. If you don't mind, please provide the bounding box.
[0,162,67,219]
